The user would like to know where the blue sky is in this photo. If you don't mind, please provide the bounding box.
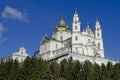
[0,0,120,61]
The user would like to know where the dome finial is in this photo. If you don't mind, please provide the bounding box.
[96,18,99,22]
[87,21,90,28]
[21,43,24,47]
[74,8,78,14]
[87,21,89,26]
[61,11,64,17]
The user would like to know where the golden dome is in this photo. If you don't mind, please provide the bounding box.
[54,26,70,32]
[54,17,70,32]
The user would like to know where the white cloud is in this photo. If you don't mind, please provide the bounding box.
[0,23,6,43]
[1,6,29,23]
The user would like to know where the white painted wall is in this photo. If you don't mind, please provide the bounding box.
[40,41,51,54]
[52,30,71,41]
[40,40,63,54]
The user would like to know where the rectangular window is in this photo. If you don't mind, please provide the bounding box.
[60,36,63,41]
[97,33,99,36]
[75,26,77,30]
[56,44,58,49]
[75,36,78,40]
[98,43,100,49]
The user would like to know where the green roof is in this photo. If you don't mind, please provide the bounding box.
[40,36,62,45]
[40,36,72,45]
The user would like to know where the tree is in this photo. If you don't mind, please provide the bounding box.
[72,60,82,80]
[49,61,60,80]
[106,61,114,80]
[100,63,107,80]
[94,63,101,80]
[60,59,68,79]
[0,56,120,80]
[82,61,94,80]
[113,63,120,80]
[0,60,8,80]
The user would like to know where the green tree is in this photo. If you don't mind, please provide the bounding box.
[113,63,120,80]
[100,63,107,80]
[72,60,82,80]
[49,61,60,80]
[106,61,114,80]
[82,61,94,80]
[94,63,101,80]
[0,60,8,80]
[60,59,68,79]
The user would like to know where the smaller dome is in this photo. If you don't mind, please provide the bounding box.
[86,25,91,33]
[86,24,94,36]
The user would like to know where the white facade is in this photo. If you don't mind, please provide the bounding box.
[11,47,29,62]
[35,10,117,65]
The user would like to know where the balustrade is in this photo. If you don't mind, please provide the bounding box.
[40,47,71,61]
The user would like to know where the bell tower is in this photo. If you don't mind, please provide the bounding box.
[95,19,104,57]
[71,10,81,53]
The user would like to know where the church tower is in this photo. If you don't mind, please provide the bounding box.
[71,10,81,53]
[95,19,104,57]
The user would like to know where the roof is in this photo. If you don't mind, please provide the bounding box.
[40,36,62,45]
[54,26,70,32]
[54,17,70,32]
[40,36,72,45]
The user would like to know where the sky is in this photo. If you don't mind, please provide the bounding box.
[0,0,120,61]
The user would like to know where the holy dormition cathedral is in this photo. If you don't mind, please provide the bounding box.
[34,10,116,65]
[38,10,104,59]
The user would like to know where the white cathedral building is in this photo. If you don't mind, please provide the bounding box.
[36,10,118,65]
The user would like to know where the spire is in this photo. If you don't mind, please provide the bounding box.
[74,8,78,17]
[73,9,80,23]
[75,8,77,14]
[95,18,101,29]
[96,18,100,25]
[59,17,66,26]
